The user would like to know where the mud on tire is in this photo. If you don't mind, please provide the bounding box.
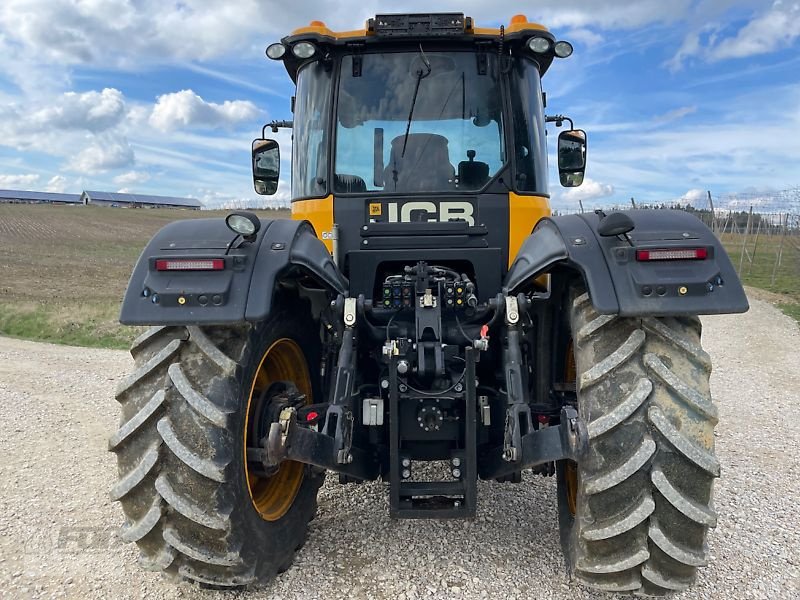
[110,310,324,587]
[558,289,719,596]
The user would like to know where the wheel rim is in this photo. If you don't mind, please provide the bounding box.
[244,338,312,521]
[565,460,578,516]
[564,339,578,516]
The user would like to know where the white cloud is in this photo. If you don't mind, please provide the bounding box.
[559,177,615,203]
[571,94,800,203]
[67,136,135,174]
[668,2,800,69]
[564,28,605,46]
[0,0,326,71]
[114,170,150,186]
[679,188,708,205]
[654,105,697,123]
[665,30,703,71]
[195,175,290,209]
[44,175,68,192]
[0,173,39,188]
[29,88,126,132]
[149,90,260,131]
[0,88,128,152]
[710,1,800,60]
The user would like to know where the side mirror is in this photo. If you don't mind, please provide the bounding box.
[557,129,587,187]
[252,139,280,195]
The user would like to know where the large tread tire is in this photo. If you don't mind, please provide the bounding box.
[558,289,719,596]
[110,309,324,587]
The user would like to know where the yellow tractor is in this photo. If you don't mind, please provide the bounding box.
[111,13,747,595]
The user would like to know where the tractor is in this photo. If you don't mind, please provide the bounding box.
[110,13,748,595]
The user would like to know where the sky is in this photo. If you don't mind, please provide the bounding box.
[0,0,798,210]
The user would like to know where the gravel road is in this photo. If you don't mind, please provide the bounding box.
[0,296,798,599]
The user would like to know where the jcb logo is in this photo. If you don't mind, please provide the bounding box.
[385,201,475,226]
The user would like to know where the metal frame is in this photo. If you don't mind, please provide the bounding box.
[388,349,478,518]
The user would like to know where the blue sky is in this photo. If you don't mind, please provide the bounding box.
[0,0,798,210]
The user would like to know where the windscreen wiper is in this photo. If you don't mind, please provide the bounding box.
[400,44,432,157]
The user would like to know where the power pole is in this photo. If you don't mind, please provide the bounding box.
[738,206,753,276]
[578,199,584,214]
[707,190,716,235]
[630,197,637,209]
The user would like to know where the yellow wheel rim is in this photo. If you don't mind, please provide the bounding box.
[565,460,578,516]
[244,338,312,521]
[564,339,578,516]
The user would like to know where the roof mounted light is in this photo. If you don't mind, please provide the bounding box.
[266,43,286,60]
[292,42,317,59]
[528,37,552,54]
[554,41,574,58]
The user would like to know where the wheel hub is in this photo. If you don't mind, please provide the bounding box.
[244,338,312,522]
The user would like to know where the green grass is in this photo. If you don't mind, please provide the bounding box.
[0,301,138,349]
[720,231,800,323]
[777,303,800,323]
[0,204,288,349]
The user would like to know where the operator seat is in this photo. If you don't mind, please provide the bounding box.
[384,133,455,192]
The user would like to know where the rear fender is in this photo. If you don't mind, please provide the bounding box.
[504,210,749,316]
[120,218,346,325]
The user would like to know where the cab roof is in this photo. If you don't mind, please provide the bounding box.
[276,13,560,81]
[291,13,549,40]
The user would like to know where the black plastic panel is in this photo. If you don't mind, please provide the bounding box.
[372,13,467,37]
[120,218,347,326]
[505,210,749,317]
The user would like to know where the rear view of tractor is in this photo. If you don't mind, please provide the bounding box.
[110,13,748,595]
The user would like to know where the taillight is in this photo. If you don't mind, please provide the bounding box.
[155,259,225,271]
[635,248,708,261]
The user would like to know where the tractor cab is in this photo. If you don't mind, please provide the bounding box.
[254,13,586,290]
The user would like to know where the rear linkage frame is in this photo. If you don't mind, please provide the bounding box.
[259,287,588,517]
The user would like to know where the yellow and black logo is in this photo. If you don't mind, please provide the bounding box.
[369,203,382,216]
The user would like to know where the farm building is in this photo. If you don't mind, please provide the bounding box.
[81,191,201,209]
[1,189,201,209]
[0,189,82,205]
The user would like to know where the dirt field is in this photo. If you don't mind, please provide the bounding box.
[0,297,797,599]
[0,205,288,348]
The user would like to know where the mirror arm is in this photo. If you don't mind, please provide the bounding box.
[545,114,574,130]
[263,120,294,137]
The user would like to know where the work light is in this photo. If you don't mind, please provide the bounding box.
[292,42,317,59]
[554,41,574,58]
[225,212,261,238]
[527,37,552,53]
[266,43,287,59]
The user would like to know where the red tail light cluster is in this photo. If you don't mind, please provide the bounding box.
[155,259,225,271]
[635,248,708,262]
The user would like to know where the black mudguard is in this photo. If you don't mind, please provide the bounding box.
[505,210,748,316]
[119,218,347,325]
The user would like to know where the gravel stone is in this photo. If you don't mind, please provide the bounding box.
[0,297,798,598]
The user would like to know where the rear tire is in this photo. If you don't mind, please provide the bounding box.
[110,308,324,586]
[558,289,719,596]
